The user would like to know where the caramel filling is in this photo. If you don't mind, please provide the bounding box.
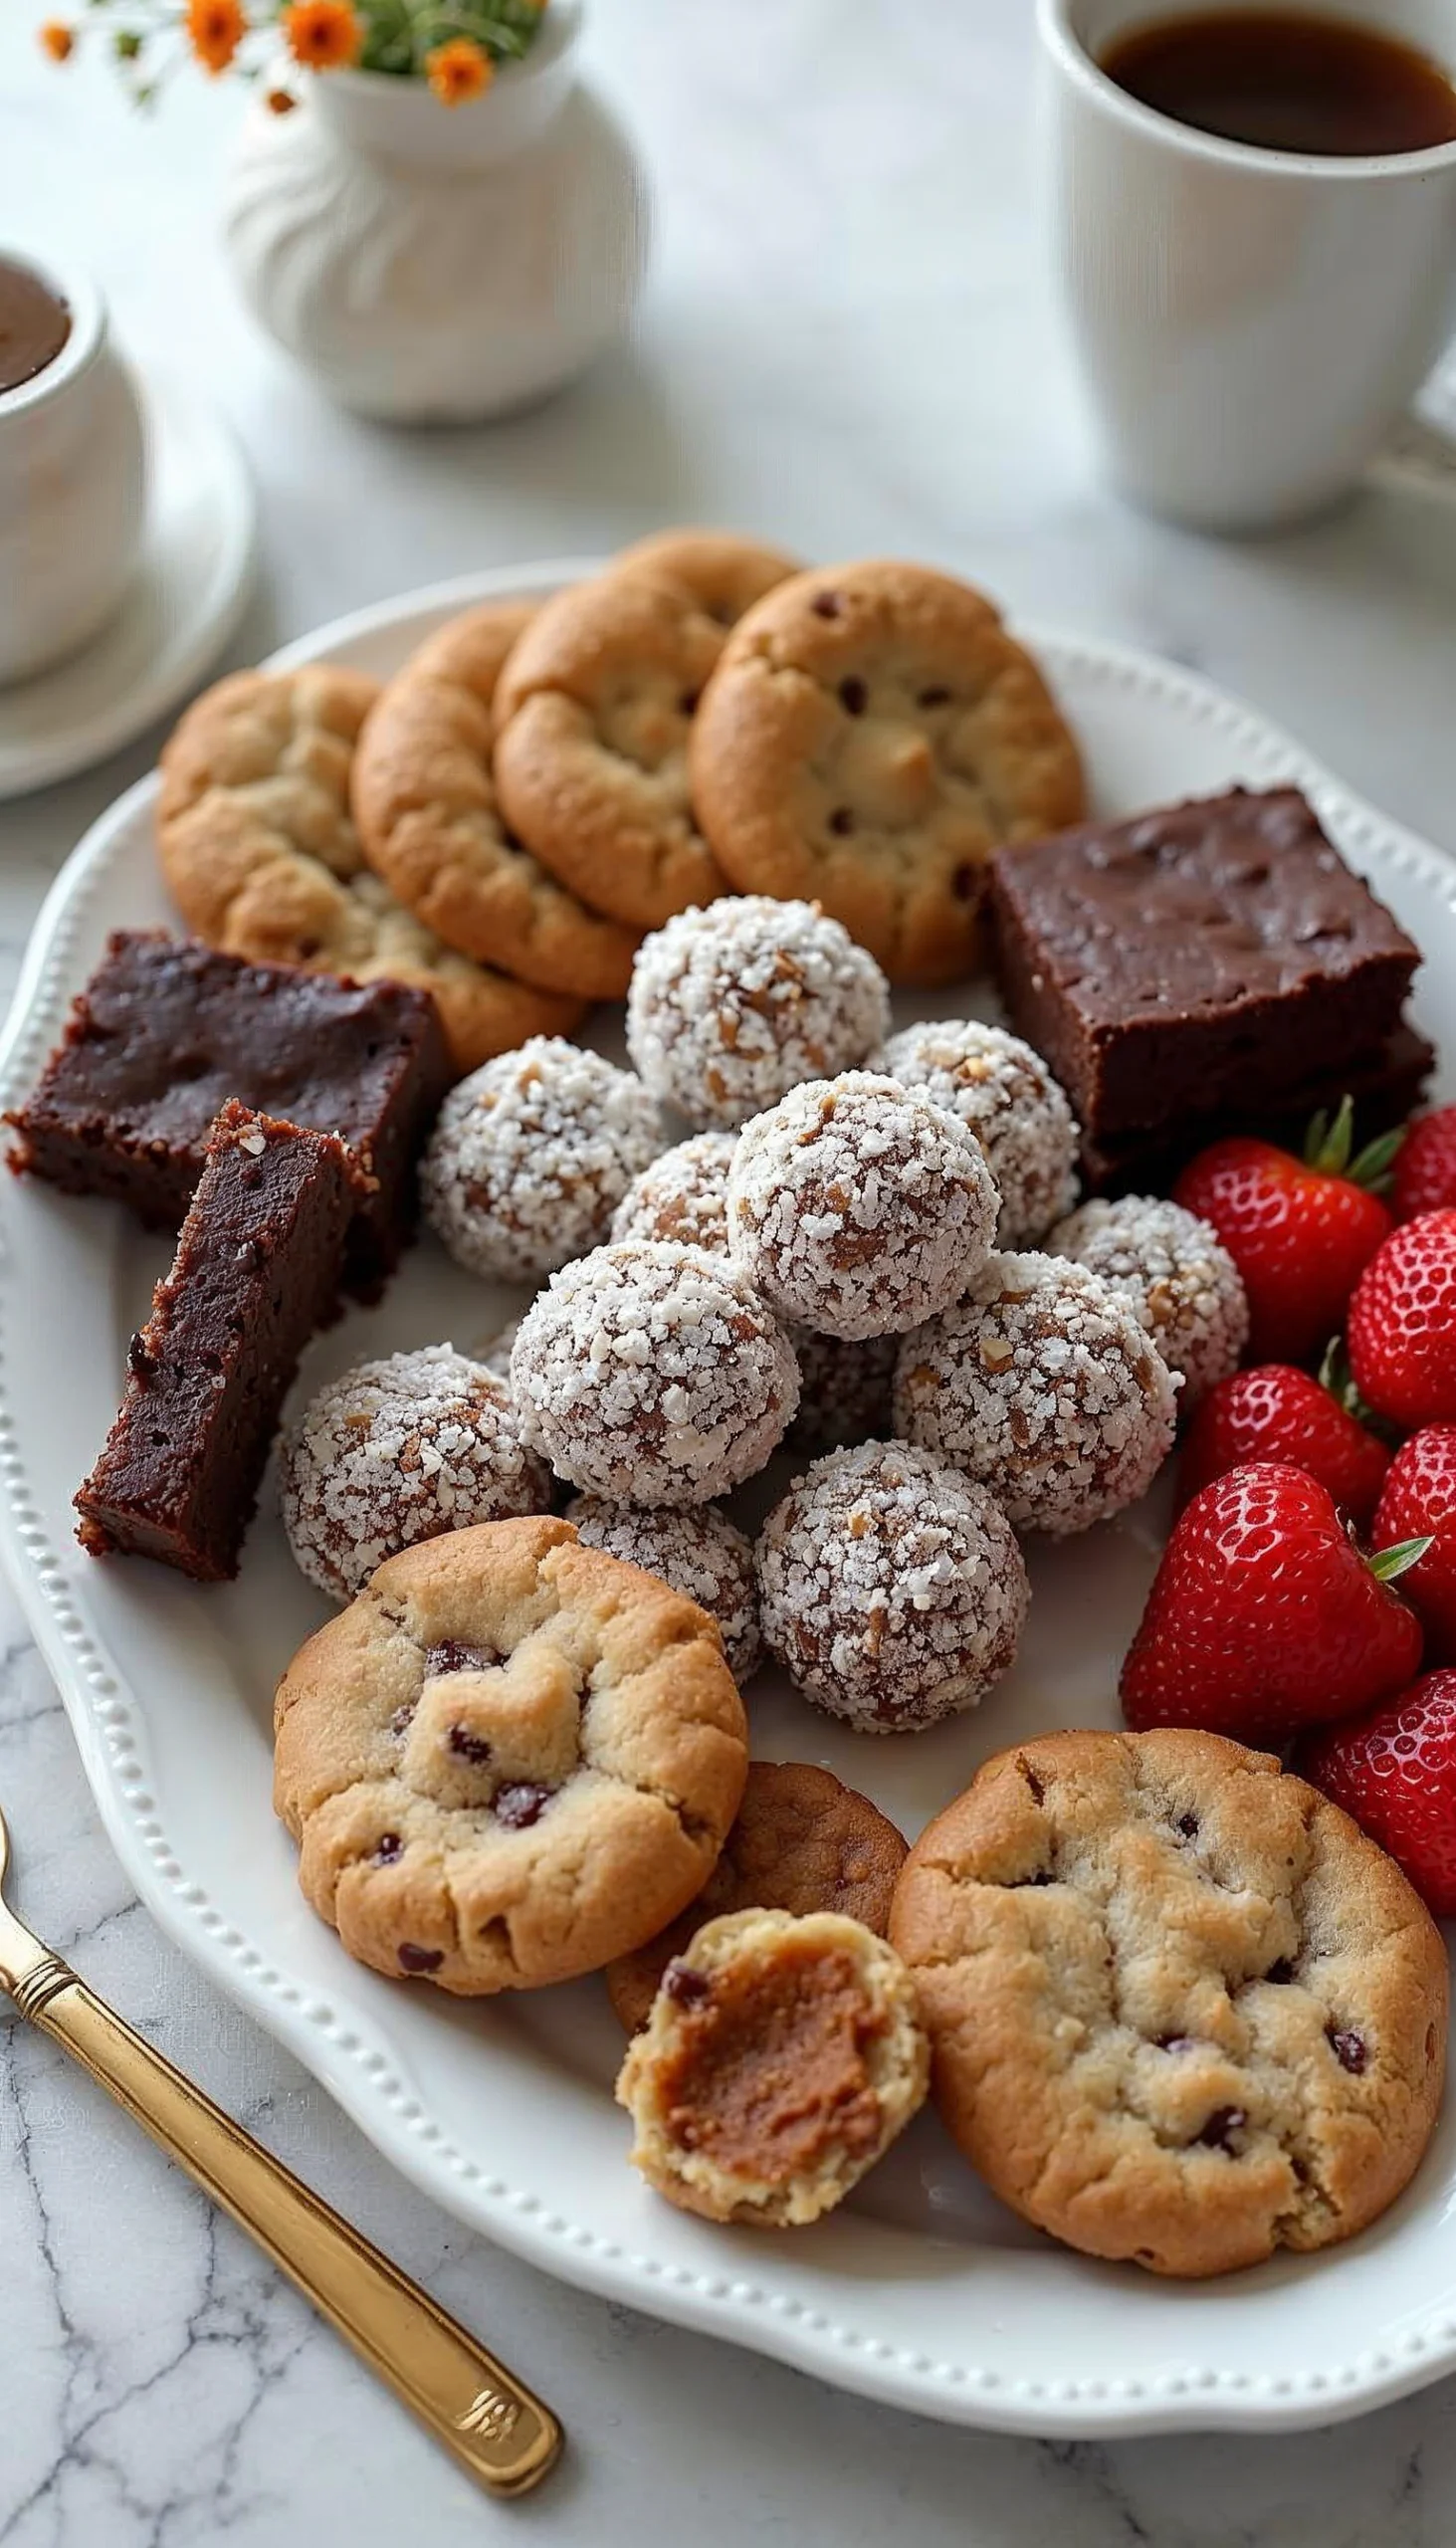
[660,1940,888,2179]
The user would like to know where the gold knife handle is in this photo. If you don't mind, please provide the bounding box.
[16,1956,560,2496]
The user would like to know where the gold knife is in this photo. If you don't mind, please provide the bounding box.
[0,1799,561,2498]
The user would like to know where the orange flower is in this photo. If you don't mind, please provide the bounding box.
[425,35,493,105]
[185,0,246,74]
[282,0,362,70]
[39,20,74,60]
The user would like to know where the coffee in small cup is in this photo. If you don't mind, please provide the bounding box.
[0,257,72,397]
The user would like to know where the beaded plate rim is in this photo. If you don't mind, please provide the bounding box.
[3,562,1456,2441]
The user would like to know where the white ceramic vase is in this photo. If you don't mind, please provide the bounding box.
[222,1,648,422]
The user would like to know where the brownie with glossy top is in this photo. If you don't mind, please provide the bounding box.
[5,931,450,1296]
[988,788,1419,1144]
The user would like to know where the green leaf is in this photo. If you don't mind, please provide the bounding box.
[1319,1335,1354,1407]
[1305,1095,1354,1177]
[1367,1534,1435,1584]
[1348,1123,1407,1195]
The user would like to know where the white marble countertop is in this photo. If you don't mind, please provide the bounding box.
[4,1,1456,2538]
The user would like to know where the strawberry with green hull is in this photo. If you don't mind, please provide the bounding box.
[1298,1671,1456,1920]
[1172,1099,1399,1367]
[1177,1354,1390,1528]
[1348,1209,1456,1431]
[1394,1105,1456,1223]
[1120,1461,1428,1745]
[1372,1427,1456,1664]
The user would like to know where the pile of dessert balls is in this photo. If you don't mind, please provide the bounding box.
[280,895,1248,1734]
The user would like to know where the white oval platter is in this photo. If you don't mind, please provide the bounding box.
[2,562,1454,2442]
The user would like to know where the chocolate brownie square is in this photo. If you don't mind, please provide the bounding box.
[75,1102,355,1582]
[6,932,450,1297]
[988,788,1419,1144]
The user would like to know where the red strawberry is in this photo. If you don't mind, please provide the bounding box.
[1172,1101,1397,1366]
[1177,1358,1390,1527]
[1347,1209,1456,1430]
[1372,1427,1456,1662]
[1394,1105,1456,1223]
[1120,1461,1426,1744]
[1297,1671,1456,1918]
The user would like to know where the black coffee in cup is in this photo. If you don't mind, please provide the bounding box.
[1102,8,1456,157]
[0,258,72,396]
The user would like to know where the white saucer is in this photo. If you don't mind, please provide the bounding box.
[0,371,255,800]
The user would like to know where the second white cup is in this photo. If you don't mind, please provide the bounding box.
[1037,0,1456,531]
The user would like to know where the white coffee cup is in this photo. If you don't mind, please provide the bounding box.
[1037,0,1456,530]
[0,249,147,686]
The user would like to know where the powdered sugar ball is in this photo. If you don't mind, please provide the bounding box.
[626,896,891,1130]
[422,1037,662,1284]
[787,1328,899,1450]
[894,1252,1179,1535]
[727,1072,998,1342]
[756,1441,1029,1734]
[565,1494,760,1681]
[610,1132,735,1254]
[280,1346,552,1600]
[1046,1195,1248,1407]
[511,1240,800,1506]
[875,1019,1079,1246]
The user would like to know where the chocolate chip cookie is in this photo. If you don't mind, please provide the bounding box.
[273,1514,749,1994]
[615,1906,930,2225]
[690,561,1086,983]
[351,603,641,999]
[159,667,582,1074]
[606,1760,908,2031]
[889,1728,1448,2276]
[492,540,797,932]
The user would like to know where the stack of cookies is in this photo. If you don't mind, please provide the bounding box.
[152,535,1090,1077]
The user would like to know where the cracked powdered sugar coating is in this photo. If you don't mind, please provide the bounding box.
[280,1346,553,1600]
[422,1036,663,1284]
[565,1494,760,1681]
[610,1132,736,1253]
[511,1240,801,1505]
[756,1440,1029,1734]
[625,896,891,1129]
[787,1327,899,1450]
[727,1071,999,1342]
[875,1018,1080,1246]
[894,1250,1180,1536]
[1047,1194,1248,1408]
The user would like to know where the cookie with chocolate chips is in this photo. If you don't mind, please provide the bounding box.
[690,560,1086,984]
[273,1514,748,1993]
[889,1728,1448,2277]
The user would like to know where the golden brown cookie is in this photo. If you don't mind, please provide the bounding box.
[890,1728,1449,2278]
[351,603,640,999]
[612,529,803,627]
[273,1515,749,1996]
[615,1906,930,2226]
[606,1760,909,2031]
[492,540,798,931]
[158,667,582,1075]
[689,560,1087,984]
